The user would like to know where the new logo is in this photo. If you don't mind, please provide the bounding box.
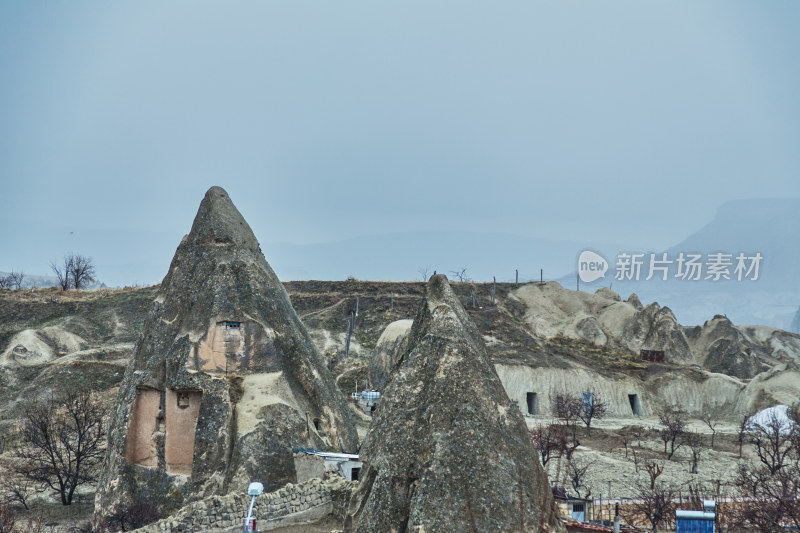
[578,250,608,283]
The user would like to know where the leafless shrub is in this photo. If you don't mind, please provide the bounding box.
[0,499,16,533]
[0,461,35,510]
[103,491,163,531]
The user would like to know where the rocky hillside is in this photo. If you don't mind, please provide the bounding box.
[2,278,799,434]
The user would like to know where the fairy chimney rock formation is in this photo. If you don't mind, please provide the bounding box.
[96,186,358,517]
[345,275,565,533]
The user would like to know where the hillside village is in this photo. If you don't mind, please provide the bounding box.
[1,188,799,532]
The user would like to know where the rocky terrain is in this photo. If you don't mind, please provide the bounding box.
[1,195,799,530]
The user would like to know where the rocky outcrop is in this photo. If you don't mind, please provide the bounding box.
[510,282,800,374]
[626,293,644,310]
[622,303,692,361]
[686,316,761,379]
[345,275,564,533]
[367,319,412,390]
[95,187,357,519]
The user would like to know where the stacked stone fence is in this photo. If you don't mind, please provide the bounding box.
[133,477,355,532]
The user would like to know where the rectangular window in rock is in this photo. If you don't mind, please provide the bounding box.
[351,467,361,481]
[189,320,271,373]
[628,394,642,416]
[526,392,538,415]
[124,388,162,469]
[165,389,202,475]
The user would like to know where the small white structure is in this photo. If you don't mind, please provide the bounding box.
[293,449,362,482]
[358,390,381,415]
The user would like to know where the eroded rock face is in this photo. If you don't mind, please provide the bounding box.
[367,319,412,390]
[687,316,762,379]
[623,303,692,361]
[95,187,358,518]
[345,275,564,533]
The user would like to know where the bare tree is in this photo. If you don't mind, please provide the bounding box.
[732,461,800,531]
[565,455,594,499]
[737,412,751,458]
[550,392,583,441]
[576,391,608,436]
[14,391,107,505]
[530,423,560,467]
[50,256,73,290]
[701,408,721,449]
[644,461,664,489]
[417,266,431,282]
[684,431,702,474]
[657,406,687,459]
[449,268,471,282]
[9,271,23,290]
[0,462,34,510]
[620,425,645,458]
[1,271,24,290]
[50,254,96,290]
[746,409,796,474]
[68,254,95,289]
[625,481,677,533]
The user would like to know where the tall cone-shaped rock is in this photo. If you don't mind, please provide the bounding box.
[95,186,358,516]
[345,275,564,532]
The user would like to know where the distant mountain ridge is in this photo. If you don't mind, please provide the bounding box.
[572,198,800,329]
[669,198,800,288]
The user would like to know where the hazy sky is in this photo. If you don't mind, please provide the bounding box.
[2,2,799,286]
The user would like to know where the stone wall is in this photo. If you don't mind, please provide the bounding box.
[134,477,355,532]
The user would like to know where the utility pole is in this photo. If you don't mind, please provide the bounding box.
[345,311,354,358]
[491,276,496,305]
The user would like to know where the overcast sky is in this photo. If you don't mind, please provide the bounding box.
[1,2,799,286]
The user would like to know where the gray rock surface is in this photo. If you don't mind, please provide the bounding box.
[367,318,412,390]
[345,275,564,533]
[95,186,357,518]
[686,315,762,379]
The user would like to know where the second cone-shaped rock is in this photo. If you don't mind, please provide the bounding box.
[346,275,564,532]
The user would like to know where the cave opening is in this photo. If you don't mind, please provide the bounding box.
[526,392,539,415]
[628,394,642,416]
